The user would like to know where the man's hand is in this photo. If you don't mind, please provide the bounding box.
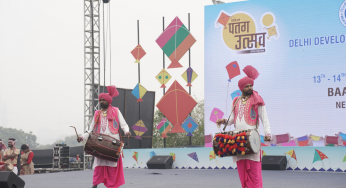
[125,132,131,137]
[77,137,83,143]
[9,153,17,158]
[264,136,271,141]
[216,119,226,126]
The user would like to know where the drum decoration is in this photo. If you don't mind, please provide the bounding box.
[213,132,249,157]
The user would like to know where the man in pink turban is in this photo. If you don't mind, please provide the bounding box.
[78,86,131,188]
[217,65,271,188]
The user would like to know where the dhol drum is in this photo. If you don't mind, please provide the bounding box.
[84,132,124,162]
[213,129,261,157]
[0,162,14,172]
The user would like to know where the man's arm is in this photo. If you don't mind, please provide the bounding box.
[78,118,95,143]
[258,105,271,140]
[118,110,131,136]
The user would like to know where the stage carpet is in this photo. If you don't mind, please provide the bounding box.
[21,169,346,188]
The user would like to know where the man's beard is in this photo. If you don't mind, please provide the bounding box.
[245,90,253,95]
[100,103,109,109]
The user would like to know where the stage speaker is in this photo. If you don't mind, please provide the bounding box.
[0,172,25,188]
[262,155,287,170]
[147,155,173,169]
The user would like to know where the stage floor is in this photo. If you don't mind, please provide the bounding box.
[20,169,346,188]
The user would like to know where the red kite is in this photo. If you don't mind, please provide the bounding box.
[156,80,197,133]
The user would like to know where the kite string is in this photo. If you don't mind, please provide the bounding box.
[226,81,230,131]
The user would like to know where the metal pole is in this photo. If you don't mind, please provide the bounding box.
[103,2,105,92]
[188,13,192,146]
[90,0,95,118]
[163,17,166,148]
[138,20,141,148]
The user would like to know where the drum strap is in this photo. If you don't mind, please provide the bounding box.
[223,97,241,132]
[92,111,102,133]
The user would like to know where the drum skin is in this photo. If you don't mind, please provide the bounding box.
[84,133,124,162]
[213,129,260,157]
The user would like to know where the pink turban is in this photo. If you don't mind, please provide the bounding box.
[99,85,119,104]
[238,65,259,91]
[238,65,265,109]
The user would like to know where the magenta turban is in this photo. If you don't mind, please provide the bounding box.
[238,65,265,109]
[238,65,259,91]
[98,85,119,104]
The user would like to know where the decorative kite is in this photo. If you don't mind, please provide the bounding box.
[209,108,224,124]
[262,150,267,156]
[226,61,241,82]
[343,155,346,162]
[313,149,328,169]
[209,151,216,161]
[231,90,242,100]
[216,12,230,29]
[181,67,198,87]
[156,68,172,88]
[181,116,198,136]
[156,17,196,69]
[157,118,172,138]
[188,152,199,163]
[131,83,147,102]
[131,44,146,63]
[132,151,138,164]
[209,108,224,131]
[132,120,147,139]
[156,80,197,133]
[150,151,156,158]
[265,26,278,39]
[170,153,176,162]
[285,149,298,168]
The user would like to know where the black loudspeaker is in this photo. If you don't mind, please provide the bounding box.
[262,155,287,170]
[0,172,25,188]
[147,155,173,169]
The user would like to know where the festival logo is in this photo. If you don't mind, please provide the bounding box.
[339,0,346,27]
[215,11,279,54]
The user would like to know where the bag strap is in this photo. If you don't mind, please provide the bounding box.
[223,97,241,132]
